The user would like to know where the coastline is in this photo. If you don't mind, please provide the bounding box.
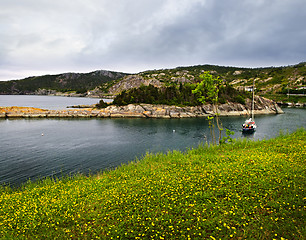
[0,97,283,118]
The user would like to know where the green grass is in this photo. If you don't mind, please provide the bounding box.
[0,129,305,239]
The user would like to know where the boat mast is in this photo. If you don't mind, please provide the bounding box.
[252,78,255,120]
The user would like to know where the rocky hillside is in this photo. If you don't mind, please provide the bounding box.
[106,63,306,102]
[0,70,128,95]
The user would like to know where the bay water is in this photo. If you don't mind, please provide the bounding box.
[1,95,305,186]
[0,94,109,110]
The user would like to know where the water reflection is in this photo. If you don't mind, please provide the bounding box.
[0,95,107,109]
[0,108,305,186]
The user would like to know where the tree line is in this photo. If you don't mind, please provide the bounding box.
[111,83,249,107]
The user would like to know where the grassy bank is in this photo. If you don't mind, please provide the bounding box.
[0,129,305,239]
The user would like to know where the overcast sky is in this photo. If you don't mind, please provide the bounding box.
[1,0,305,81]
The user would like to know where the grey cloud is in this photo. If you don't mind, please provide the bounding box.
[0,0,305,80]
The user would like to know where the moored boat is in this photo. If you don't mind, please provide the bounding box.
[242,78,257,134]
[242,118,256,133]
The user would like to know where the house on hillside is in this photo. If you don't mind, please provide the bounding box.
[244,86,255,92]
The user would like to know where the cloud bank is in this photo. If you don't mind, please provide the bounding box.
[1,0,305,80]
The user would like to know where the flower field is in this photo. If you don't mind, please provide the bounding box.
[0,129,305,239]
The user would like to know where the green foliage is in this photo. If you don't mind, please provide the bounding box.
[220,129,235,144]
[192,73,250,105]
[262,94,306,104]
[0,130,305,239]
[75,89,87,94]
[219,84,251,104]
[137,62,305,89]
[113,80,248,107]
[0,71,128,94]
[113,84,200,106]
[191,73,249,145]
[192,72,225,145]
[233,95,246,105]
[95,99,108,108]
[192,72,222,104]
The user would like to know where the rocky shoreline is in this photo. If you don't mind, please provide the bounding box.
[0,96,283,119]
[277,102,306,108]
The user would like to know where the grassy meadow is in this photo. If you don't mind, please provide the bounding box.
[0,129,305,239]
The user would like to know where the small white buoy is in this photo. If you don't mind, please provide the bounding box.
[41,133,44,136]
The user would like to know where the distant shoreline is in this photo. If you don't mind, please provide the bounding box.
[0,93,114,99]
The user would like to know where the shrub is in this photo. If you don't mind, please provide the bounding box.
[233,95,246,104]
[96,99,108,108]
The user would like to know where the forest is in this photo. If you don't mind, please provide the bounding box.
[111,83,250,107]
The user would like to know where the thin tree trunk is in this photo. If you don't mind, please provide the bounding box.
[214,103,223,144]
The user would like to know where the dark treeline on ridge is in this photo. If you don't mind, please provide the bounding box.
[112,83,249,106]
[0,71,127,95]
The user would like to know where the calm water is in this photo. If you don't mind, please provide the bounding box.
[0,95,111,109]
[0,96,305,186]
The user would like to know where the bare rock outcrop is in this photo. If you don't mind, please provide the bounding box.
[108,75,163,95]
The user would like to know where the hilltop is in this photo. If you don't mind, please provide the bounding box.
[106,63,306,103]
[0,70,128,96]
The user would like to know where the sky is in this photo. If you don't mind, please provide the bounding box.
[1,0,306,81]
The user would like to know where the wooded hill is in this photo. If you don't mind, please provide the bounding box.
[108,62,306,94]
[1,63,305,102]
[0,70,128,95]
[107,62,306,103]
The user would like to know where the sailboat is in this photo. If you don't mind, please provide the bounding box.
[242,78,257,133]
